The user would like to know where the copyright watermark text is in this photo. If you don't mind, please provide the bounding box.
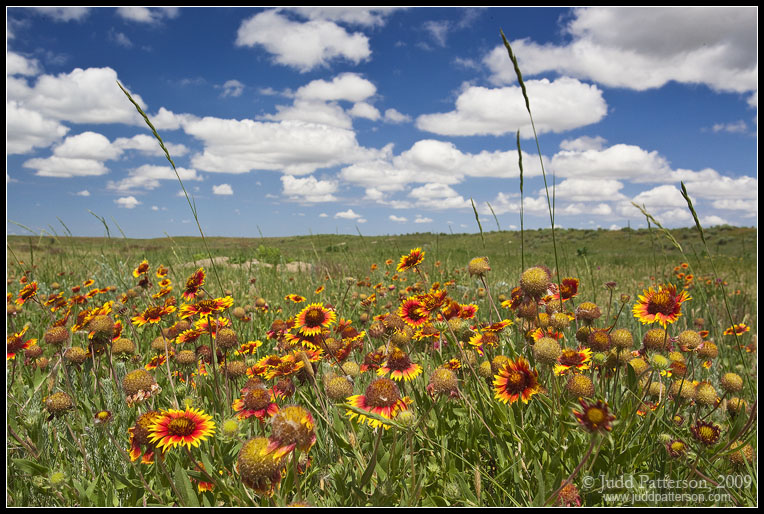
[580,473,749,505]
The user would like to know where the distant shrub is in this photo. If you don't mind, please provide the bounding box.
[256,244,282,266]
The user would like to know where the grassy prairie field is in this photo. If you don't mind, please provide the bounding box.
[5,33,757,508]
[5,226,757,506]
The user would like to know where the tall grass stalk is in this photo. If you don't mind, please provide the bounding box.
[516,130,525,272]
[117,81,225,298]
[501,30,563,308]
[679,181,755,393]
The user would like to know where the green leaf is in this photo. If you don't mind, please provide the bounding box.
[12,458,49,476]
[532,459,546,507]
[174,461,200,507]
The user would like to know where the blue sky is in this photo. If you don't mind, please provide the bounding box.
[7,7,758,238]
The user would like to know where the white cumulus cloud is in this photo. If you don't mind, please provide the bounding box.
[485,7,757,94]
[235,9,371,72]
[212,183,234,195]
[416,78,607,137]
[281,175,338,202]
[115,196,141,209]
[334,208,362,219]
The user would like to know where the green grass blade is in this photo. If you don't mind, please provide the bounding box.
[471,198,486,250]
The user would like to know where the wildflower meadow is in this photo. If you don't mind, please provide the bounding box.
[6,34,757,507]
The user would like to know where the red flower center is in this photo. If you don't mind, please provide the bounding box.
[304,308,325,326]
[559,349,582,366]
[244,389,271,410]
[168,417,196,437]
[365,378,401,408]
[145,306,163,320]
[647,290,677,315]
[505,369,527,392]
[386,349,411,371]
[198,300,219,311]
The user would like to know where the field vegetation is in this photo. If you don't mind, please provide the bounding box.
[6,34,756,507]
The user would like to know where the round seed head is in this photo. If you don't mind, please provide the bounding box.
[677,330,702,350]
[697,342,718,359]
[610,328,633,350]
[123,369,156,396]
[225,360,247,379]
[175,349,197,367]
[216,328,239,350]
[325,376,354,402]
[520,266,551,299]
[695,382,718,407]
[237,437,285,493]
[533,337,561,365]
[643,328,669,352]
[112,337,136,356]
[45,392,74,416]
[64,346,88,365]
[468,257,491,277]
[565,374,594,398]
[44,326,70,346]
[428,367,458,396]
[720,372,743,393]
[549,312,570,331]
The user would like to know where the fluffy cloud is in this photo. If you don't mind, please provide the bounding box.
[220,79,245,98]
[8,67,146,125]
[260,73,378,128]
[383,108,411,124]
[115,196,141,209]
[415,78,607,137]
[550,140,759,200]
[7,101,69,154]
[235,9,371,72]
[30,7,91,22]
[261,100,352,129]
[485,7,757,94]
[24,156,108,178]
[286,7,401,28]
[701,215,729,226]
[23,131,122,177]
[212,183,234,195]
[113,134,189,158]
[295,73,376,102]
[389,215,407,223]
[185,117,386,175]
[54,131,123,160]
[548,178,626,203]
[149,107,200,131]
[408,183,469,210]
[340,139,543,192]
[480,192,550,216]
[348,102,381,120]
[335,209,362,219]
[281,175,338,203]
[551,143,674,183]
[7,52,40,76]
[107,164,201,193]
[116,7,180,24]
